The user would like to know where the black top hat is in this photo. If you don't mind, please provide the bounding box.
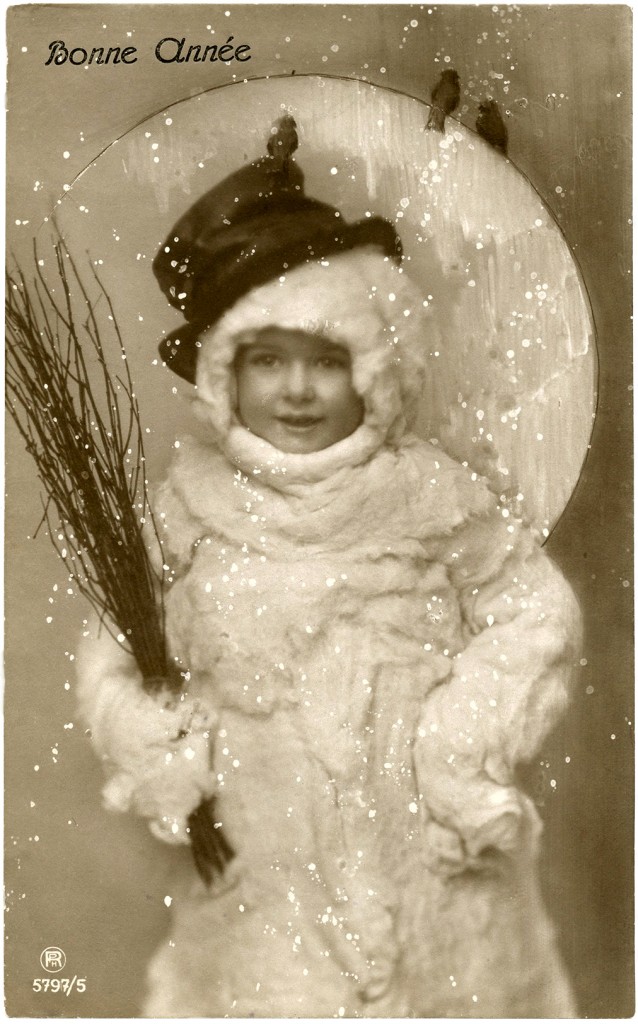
[153,115,402,383]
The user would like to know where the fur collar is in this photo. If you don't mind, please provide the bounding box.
[158,433,493,557]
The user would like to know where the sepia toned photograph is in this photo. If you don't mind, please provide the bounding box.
[5,4,632,1018]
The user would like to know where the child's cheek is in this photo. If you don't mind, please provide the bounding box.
[228,369,239,416]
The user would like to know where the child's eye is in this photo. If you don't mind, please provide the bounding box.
[316,355,348,370]
[250,352,279,367]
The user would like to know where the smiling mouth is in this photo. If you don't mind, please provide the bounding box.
[277,416,323,429]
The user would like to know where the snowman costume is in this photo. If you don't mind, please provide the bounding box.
[76,133,580,1017]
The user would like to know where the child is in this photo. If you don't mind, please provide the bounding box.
[77,125,580,1017]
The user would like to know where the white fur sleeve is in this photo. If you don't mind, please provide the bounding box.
[153,471,207,579]
[416,504,580,857]
[75,616,217,845]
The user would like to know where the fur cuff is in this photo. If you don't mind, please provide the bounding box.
[76,624,217,843]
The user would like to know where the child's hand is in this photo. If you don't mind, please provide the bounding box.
[89,672,217,845]
[76,618,219,849]
[439,774,524,857]
[418,759,542,869]
[422,819,468,876]
[102,703,216,844]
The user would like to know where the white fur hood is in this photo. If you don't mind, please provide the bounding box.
[189,248,438,484]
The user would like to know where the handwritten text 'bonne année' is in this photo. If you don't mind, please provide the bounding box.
[44,37,252,66]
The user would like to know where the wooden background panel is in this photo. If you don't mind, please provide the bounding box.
[52,75,596,533]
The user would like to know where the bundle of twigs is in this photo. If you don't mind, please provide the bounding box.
[6,239,233,881]
[6,240,172,685]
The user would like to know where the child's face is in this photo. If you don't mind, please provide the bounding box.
[234,328,364,454]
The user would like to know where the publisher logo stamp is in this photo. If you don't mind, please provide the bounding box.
[40,948,66,973]
[33,947,85,995]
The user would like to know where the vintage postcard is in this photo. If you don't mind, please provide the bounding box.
[5,3,632,1018]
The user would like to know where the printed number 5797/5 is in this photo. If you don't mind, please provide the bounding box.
[33,977,86,993]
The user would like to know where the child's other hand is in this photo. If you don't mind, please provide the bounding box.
[423,787,542,877]
[120,723,215,845]
[421,769,542,868]
[453,779,524,858]
[97,681,218,845]
[423,819,467,876]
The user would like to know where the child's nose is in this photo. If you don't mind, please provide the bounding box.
[285,361,315,400]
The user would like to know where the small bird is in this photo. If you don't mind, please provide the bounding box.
[426,69,461,132]
[267,114,299,175]
[476,99,509,156]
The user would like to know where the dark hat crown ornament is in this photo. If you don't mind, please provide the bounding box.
[153,114,402,383]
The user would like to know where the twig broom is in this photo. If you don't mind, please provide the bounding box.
[6,239,233,883]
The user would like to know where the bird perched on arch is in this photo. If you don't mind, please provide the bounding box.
[476,98,509,156]
[267,113,299,176]
[426,69,461,132]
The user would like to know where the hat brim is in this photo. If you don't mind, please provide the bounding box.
[158,215,401,383]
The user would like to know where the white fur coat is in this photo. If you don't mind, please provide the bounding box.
[76,252,580,1017]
